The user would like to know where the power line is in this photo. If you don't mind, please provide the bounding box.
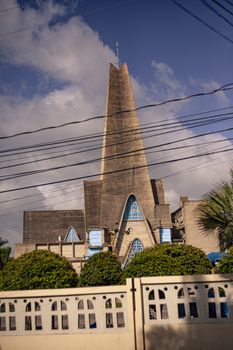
[201,0,233,27]
[1,115,233,181]
[211,0,233,16]
[1,82,233,140]
[1,139,233,195]
[172,0,233,44]
[1,106,232,158]
[1,111,232,170]
[222,0,233,8]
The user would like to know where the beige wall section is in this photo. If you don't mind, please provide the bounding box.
[116,220,155,259]
[14,243,35,258]
[183,200,219,254]
[14,243,85,275]
[172,198,220,254]
[0,334,133,350]
[144,323,233,350]
[0,274,233,350]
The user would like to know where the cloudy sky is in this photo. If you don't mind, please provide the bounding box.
[0,0,233,252]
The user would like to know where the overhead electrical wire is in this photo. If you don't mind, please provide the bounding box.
[1,115,233,182]
[211,0,233,16]
[1,111,233,171]
[172,0,233,44]
[222,0,233,8]
[201,0,233,27]
[1,141,233,195]
[0,82,233,140]
[0,109,233,163]
[2,105,232,156]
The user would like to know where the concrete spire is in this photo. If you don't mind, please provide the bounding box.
[100,63,156,228]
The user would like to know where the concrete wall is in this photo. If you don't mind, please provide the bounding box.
[172,199,220,254]
[15,243,86,274]
[184,200,219,254]
[0,274,233,350]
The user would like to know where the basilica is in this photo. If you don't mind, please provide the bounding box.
[15,63,219,271]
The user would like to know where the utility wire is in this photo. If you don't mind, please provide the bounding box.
[1,116,233,181]
[172,0,233,44]
[1,82,233,140]
[1,140,233,195]
[1,111,233,170]
[201,0,233,27]
[1,109,233,159]
[222,0,233,8]
[1,105,232,155]
[211,0,233,16]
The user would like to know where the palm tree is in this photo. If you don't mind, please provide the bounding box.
[197,169,233,251]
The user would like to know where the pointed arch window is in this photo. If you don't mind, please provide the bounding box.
[125,239,144,266]
[64,227,80,242]
[123,195,143,221]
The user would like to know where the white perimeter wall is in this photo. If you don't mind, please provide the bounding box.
[0,274,233,350]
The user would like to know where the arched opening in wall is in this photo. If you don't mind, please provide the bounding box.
[77,299,97,330]
[124,239,144,267]
[51,300,69,330]
[25,301,42,331]
[64,227,80,242]
[123,195,143,221]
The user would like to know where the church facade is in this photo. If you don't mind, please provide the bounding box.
[15,63,219,271]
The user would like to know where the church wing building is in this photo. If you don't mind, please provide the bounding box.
[15,63,171,268]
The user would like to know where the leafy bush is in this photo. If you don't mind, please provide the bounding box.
[0,250,78,290]
[216,247,233,273]
[79,252,124,286]
[124,244,212,278]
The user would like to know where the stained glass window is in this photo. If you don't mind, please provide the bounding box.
[125,239,144,266]
[64,227,80,242]
[123,195,143,221]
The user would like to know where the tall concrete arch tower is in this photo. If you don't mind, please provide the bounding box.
[84,63,171,263]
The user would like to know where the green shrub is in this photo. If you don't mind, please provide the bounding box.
[216,247,233,273]
[79,252,124,286]
[0,250,78,290]
[124,244,212,278]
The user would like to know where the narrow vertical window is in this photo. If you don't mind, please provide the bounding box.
[160,304,169,319]
[78,314,85,329]
[62,315,69,330]
[9,317,16,331]
[51,315,58,330]
[220,302,228,318]
[178,303,186,319]
[149,305,157,320]
[25,316,32,331]
[35,315,42,330]
[208,303,217,318]
[106,313,113,328]
[89,314,96,328]
[0,317,6,331]
[116,312,125,327]
[189,302,198,318]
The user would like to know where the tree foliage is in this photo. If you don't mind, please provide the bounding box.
[124,244,212,278]
[216,247,233,274]
[197,169,233,250]
[0,237,11,270]
[79,252,124,286]
[0,250,78,290]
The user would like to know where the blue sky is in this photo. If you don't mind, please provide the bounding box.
[0,0,233,250]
